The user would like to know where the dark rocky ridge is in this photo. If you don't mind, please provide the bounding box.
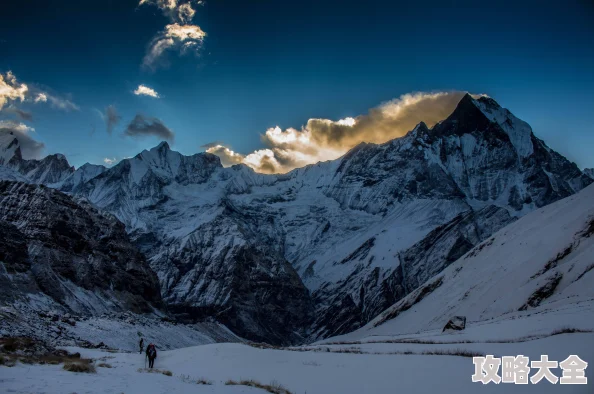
[0,180,162,314]
[153,209,313,345]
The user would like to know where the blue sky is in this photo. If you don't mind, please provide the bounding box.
[0,0,593,170]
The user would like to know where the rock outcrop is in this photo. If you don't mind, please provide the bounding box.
[0,180,162,315]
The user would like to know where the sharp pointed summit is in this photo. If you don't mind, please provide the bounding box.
[155,141,171,151]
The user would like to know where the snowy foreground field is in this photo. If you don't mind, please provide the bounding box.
[1,318,593,394]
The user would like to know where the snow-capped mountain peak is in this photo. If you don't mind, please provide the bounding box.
[469,94,534,158]
[57,162,107,192]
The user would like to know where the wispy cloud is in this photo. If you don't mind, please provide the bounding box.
[44,93,79,111]
[134,84,160,98]
[34,93,47,103]
[206,91,478,173]
[0,120,45,159]
[3,105,33,121]
[94,105,122,134]
[124,114,175,141]
[142,23,206,70]
[139,1,207,70]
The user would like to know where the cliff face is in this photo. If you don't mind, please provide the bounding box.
[0,180,162,315]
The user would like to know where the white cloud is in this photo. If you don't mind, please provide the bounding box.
[34,93,47,103]
[142,23,206,70]
[205,91,481,174]
[1,71,78,112]
[0,120,35,133]
[164,23,206,41]
[43,93,79,111]
[0,71,28,109]
[103,157,117,166]
[204,145,245,166]
[134,84,160,98]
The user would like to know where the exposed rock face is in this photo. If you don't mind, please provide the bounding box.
[442,316,466,332]
[328,183,594,343]
[309,205,514,339]
[398,206,513,293]
[151,207,313,345]
[1,95,591,344]
[0,180,162,315]
[585,168,594,180]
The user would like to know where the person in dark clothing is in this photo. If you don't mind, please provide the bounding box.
[139,338,144,354]
[146,343,157,368]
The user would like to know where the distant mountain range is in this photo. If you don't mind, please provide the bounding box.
[1,94,591,344]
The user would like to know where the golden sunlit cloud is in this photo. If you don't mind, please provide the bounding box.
[143,23,207,70]
[0,71,28,109]
[139,0,203,24]
[0,71,78,112]
[139,0,206,70]
[205,91,480,174]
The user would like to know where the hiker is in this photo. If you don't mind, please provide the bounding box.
[139,338,144,354]
[146,343,157,368]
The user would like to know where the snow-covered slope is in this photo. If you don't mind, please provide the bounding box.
[0,304,242,351]
[55,162,106,192]
[1,94,591,344]
[326,183,594,343]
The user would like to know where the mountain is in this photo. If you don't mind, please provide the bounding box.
[0,180,162,315]
[0,129,21,165]
[299,94,591,338]
[1,94,591,344]
[66,142,312,344]
[56,162,106,192]
[585,168,594,179]
[325,183,594,343]
[0,129,74,184]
